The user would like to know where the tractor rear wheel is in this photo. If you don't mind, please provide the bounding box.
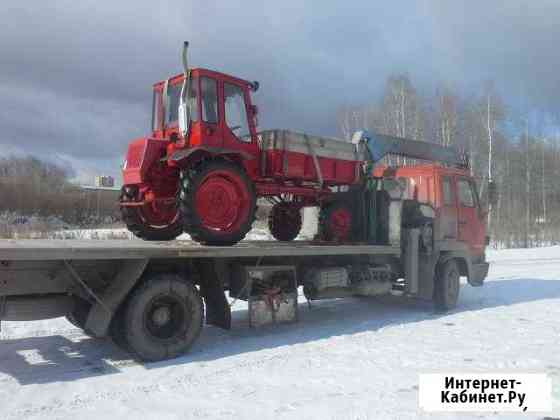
[120,187,183,241]
[319,201,354,242]
[180,160,256,246]
[268,202,302,241]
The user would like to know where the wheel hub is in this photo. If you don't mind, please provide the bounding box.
[152,306,171,326]
[194,173,248,232]
[137,195,179,229]
[144,295,187,341]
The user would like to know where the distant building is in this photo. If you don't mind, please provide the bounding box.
[95,175,115,188]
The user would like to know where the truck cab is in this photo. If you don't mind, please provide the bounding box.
[372,163,489,293]
[374,164,487,259]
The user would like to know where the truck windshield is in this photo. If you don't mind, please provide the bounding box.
[156,77,198,129]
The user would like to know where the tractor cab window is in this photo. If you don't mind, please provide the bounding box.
[224,82,250,141]
[152,89,163,131]
[164,78,198,126]
[201,77,218,123]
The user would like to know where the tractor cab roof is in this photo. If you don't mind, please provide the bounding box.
[153,68,255,90]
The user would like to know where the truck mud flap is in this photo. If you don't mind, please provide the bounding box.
[198,261,231,330]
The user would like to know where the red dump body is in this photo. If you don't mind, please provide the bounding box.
[257,130,364,186]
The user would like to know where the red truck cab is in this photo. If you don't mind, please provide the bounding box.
[374,164,488,261]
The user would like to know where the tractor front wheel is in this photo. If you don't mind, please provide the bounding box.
[268,202,302,241]
[120,187,183,241]
[180,161,256,246]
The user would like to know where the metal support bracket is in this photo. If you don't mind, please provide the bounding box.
[85,259,148,337]
[304,134,324,188]
[64,260,111,314]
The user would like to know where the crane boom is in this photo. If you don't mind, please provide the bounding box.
[353,130,468,168]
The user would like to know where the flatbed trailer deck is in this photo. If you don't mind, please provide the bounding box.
[0,239,400,260]
[0,237,487,361]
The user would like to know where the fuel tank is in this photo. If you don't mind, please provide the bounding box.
[303,266,393,300]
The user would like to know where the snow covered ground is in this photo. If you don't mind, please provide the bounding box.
[0,247,559,419]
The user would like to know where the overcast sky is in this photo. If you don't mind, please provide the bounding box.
[1,1,558,183]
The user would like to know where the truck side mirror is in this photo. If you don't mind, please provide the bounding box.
[488,181,498,207]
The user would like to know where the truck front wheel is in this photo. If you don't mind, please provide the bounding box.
[120,274,204,361]
[180,161,256,245]
[434,259,460,311]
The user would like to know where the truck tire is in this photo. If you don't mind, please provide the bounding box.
[121,274,204,362]
[110,302,132,353]
[318,201,354,242]
[434,259,460,311]
[268,202,302,241]
[180,160,256,246]
[120,187,183,241]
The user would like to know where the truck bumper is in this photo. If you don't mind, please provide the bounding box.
[469,262,489,287]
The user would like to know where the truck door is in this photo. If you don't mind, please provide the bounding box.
[457,177,485,256]
[439,175,457,239]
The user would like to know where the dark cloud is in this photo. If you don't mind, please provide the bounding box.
[1,0,558,182]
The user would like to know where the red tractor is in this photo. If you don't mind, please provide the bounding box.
[120,42,368,244]
[121,42,490,248]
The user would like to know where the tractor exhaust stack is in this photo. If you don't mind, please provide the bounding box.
[178,41,190,138]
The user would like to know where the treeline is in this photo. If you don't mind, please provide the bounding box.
[337,76,560,248]
[0,156,120,226]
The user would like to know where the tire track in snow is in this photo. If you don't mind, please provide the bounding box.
[4,353,291,420]
[4,330,367,418]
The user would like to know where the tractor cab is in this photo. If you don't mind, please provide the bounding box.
[150,69,260,162]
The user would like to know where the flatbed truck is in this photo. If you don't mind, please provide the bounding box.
[0,235,488,361]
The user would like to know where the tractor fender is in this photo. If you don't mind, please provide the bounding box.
[169,146,255,165]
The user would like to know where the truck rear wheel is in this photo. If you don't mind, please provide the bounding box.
[434,259,460,311]
[318,201,354,242]
[120,187,183,241]
[121,274,204,361]
[268,202,302,241]
[180,161,256,246]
